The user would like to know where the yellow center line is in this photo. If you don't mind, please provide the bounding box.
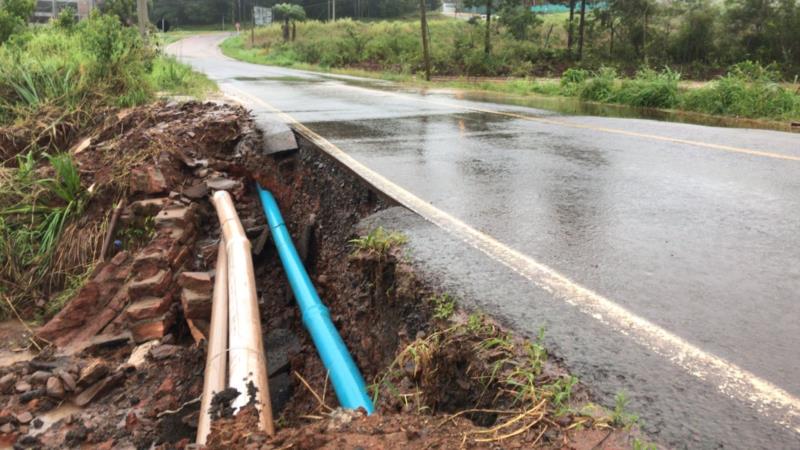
[224,85,800,435]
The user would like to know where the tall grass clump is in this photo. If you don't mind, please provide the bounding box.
[612,67,680,109]
[578,67,618,103]
[148,55,217,98]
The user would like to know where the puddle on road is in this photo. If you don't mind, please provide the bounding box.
[232,75,321,83]
[444,90,799,133]
[307,73,798,133]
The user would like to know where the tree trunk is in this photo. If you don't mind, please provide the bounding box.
[609,20,614,57]
[643,7,648,64]
[419,0,432,81]
[283,18,290,42]
[544,24,554,49]
[577,0,586,60]
[484,0,492,56]
[567,0,575,55]
[136,0,148,39]
[292,21,296,41]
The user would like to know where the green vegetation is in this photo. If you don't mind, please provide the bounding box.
[0,12,216,128]
[223,25,799,121]
[222,14,799,121]
[612,391,640,428]
[349,226,407,256]
[0,9,216,318]
[0,151,90,317]
[273,3,307,42]
[431,293,456,320]
[149,55,217,97]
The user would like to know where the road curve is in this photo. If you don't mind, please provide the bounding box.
[168,34,800,449]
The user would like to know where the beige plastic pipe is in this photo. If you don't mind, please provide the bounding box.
[212,191,275,436]
[196,241,229,445]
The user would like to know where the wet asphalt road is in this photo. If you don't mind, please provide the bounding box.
[169,35,800,448]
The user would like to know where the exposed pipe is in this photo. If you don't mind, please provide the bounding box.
[256,185,374,414]
[197,241,228,445]
[212,191,275,435]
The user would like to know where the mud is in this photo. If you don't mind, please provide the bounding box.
[0,101,643,448]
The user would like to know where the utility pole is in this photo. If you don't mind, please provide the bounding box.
[136,0,148,38]
[419,0,431,81]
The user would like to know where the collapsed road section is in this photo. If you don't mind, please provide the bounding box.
[0,101,643,449]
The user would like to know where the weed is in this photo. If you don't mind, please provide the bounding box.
[431,293,456,320]
[549,375,577,414]
[349,226,407,256]
[631,437,658,450]
[612,391,639,427]
[119,215,155,250]
[466,312,485,333]
[148,55,217,98]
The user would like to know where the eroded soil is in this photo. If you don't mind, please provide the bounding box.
[0,101,643,449]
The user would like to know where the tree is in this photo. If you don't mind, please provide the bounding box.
[101,0,137,25]
[463,0,498,55]
[724,0,800,67]
[273,3,306,42]
[607,0,656,61]
[567,0,575,54]
[498,1,540,40]
[670,1,718,63]
[577,0,586,60]
[0,0,33,43]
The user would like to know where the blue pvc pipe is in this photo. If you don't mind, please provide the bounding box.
[257,185,375,414]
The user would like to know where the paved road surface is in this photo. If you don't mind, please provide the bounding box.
[169,35,800,448]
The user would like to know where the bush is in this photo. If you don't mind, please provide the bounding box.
[681,65,800,119]
[579,67,617,102]
[0,0,33,43]
[612,67,680,109]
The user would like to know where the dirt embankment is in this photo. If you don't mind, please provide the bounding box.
[0,101,639,449]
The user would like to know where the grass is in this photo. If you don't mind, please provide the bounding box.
[0,13,217,131]
[0,151,91,318]
[431,293,456,320]
[149,55,217,98]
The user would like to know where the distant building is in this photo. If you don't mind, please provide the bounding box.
[32,0,94,23]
